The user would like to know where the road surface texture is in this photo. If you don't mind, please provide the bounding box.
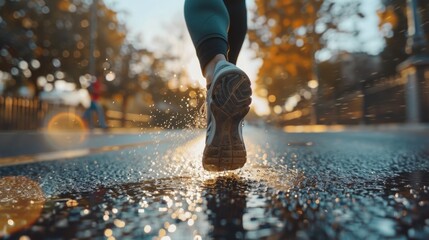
[0,126,429,239]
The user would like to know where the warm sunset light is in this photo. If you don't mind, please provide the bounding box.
[44,112,88,149]
[47,112,86,132]
[0,0,428,239]
[251,96,270,116]
[0,176,45,237]
[307,80,319,89]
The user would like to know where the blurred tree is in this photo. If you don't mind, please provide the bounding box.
[0,0,35,94]
[250,0,363,109]
[138,53,204,128]
[318,59,342,100]
[102,43,153,126]
[378,0,429,77]
[101,39,204,128]
[377,0,408,77]
[0,0,126,97]
[422,1,429,43]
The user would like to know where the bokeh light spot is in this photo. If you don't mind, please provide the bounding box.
[0,176,45,237]
[44,112,87,149]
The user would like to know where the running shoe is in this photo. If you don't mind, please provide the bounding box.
[202,60,252,171]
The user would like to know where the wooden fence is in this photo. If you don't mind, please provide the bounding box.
[0,96,154,130]
[0,96,79,130]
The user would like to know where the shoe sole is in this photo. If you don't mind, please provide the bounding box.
[203,69,252,171]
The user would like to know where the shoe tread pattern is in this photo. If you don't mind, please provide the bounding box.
[203,68,252,172]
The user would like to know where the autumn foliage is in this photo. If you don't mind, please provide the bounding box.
[250,0,362,108]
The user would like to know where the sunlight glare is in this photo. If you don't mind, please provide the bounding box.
[251,95,270,116]
[44,112,88,149]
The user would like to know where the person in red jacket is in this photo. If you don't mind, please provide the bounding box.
[83,76,107,129]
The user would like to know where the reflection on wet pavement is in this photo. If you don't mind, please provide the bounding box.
[1,128,429,239]
[0,176,45,237]
[4,170,429,239]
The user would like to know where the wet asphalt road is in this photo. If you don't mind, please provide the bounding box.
[0,126,429,239]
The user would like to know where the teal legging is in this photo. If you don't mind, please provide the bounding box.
[184,0,247,72]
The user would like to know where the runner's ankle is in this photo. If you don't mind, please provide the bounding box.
[204,54,227,85]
